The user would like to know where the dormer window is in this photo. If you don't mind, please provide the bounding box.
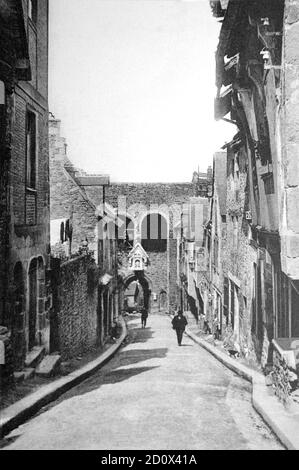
[28,0,37,24]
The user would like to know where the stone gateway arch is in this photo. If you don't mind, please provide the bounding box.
[85,182,206,312]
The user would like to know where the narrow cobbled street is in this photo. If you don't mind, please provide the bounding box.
[2,315,283,450]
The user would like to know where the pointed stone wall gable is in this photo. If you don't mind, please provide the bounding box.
[128,242,149,260]
[128,242,149,272]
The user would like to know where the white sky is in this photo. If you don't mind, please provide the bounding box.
[49,0,235,182]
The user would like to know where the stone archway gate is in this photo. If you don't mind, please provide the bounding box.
[85,182,197,310]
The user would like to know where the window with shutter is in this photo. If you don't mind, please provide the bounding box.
[26,111,37,190]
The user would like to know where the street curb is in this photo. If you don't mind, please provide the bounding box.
[185,327,299,450]
[0,317,128,439]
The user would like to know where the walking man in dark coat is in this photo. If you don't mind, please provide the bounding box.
[141,307,148,328]
[172,310,188,346]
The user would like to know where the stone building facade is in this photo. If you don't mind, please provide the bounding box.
[49,118,119,350]
[212,141,259,361]
[177,197,211,323]
[49,118,109,257]
[205,151,228,338]
[95,182,203,312]
[0,0,50,380]
[208,0,299,369]
[50,115,214,317]
[192,167,213,198]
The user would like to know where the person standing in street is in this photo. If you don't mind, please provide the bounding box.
[172,310,188,346]
[141,307,148,328]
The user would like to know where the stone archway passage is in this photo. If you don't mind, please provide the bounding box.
[124,272,152,312]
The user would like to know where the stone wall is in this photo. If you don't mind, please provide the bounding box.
[0,327,14,386]
[89,182,195,210]
[86,182,198,311]
[168,238,179,307]
[221,144,258,363]
[280,0,299,279]
[49,125,210,315]
[51,254,99,361]
[146,251,168,304]
[0,80,13,327]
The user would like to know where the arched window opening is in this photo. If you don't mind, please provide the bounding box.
[141,213,167,252]
[117,216,134,249]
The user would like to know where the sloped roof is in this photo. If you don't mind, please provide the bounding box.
[75,176,110,186]
[128,242,149,260]
[63,158,110,211]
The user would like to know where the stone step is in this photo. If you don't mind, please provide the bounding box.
[35,354,61,378]
[13,367,35,384]
[13,371,25,383]
[23,368,35,380]
[25,346,46,369]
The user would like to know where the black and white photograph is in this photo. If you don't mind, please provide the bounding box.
[0,0,299,453]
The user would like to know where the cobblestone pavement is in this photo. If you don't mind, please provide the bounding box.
[1,314,284,450]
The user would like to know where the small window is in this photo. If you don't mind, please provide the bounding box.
[28,0,37,24]
[26,111,37,189]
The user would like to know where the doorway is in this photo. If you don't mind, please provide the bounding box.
[28,259,38,350]
[159,290,167,311]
